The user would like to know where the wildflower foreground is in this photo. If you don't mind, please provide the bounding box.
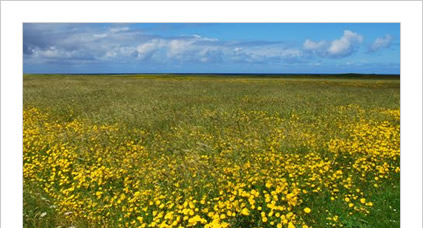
[23,76,400,227]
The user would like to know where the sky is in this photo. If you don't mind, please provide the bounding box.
[23,23,400,74]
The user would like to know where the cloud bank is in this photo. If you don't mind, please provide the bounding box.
[23,24,398,74]
[24,24,304,66]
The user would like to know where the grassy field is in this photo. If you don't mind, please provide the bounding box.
[23,75,400,228]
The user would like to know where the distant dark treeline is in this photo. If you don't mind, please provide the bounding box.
[23,73,400,80]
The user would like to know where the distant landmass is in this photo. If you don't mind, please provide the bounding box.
[24,73,400,80]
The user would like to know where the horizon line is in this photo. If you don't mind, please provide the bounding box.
[23,72,401,76]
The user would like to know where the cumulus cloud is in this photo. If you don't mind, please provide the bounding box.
[303,30,363,58]
[328,30,363,57]
[369,34,392,52]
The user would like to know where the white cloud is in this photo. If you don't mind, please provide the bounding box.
[136,39,166,58]
[328,30,363,57]
[369,34,392,52]
[167,39,197,57]
[303,30,363,58]
[303,39,327,51]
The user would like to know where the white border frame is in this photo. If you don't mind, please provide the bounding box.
[1,1,422,227]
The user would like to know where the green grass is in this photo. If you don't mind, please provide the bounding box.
[23,74,400,227]
[23,75,399,127]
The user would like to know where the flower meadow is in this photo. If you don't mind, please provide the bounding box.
[23,75,400,228]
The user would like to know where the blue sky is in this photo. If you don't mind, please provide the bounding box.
[23,23,400,74]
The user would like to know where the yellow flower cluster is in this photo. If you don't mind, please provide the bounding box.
[24,104,399,227]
